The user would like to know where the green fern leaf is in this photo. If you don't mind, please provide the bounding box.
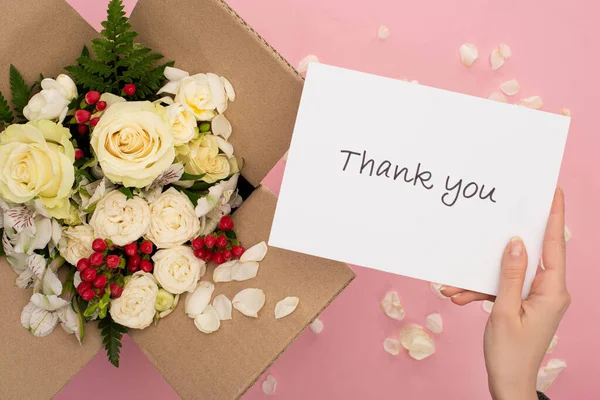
[9,65,31,119]
[98,314,127,368]
[0,90,14,124]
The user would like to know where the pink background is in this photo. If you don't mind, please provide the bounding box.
[58,0,600,399]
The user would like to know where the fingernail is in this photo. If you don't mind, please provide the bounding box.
[509,237,523,257]
[439,285,446,292]
[451,293,462,298]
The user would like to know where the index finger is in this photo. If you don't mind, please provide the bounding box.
[542,187,566,280]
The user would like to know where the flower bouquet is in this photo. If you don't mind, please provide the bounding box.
[0,0,274,367]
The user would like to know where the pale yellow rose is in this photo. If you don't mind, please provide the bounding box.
[162,102,198,146]
[0,121,74,218]
[90,101,176,188]
[57,224,95,265]
[177,134,236,183]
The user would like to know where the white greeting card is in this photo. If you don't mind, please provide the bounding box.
[269,63,570,296]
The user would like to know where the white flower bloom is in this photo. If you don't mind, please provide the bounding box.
[2,204,53,257]
[57,224,95,265]
[146,188,200,249]
[90,191,150,246]
[109,272,159,329]
[23,75,77,123]
[57,304,84,344]
[21,302,59,337]
[152,246,205,294]
[31,293,68,311]
[163,101,198,145]
[195,173,240,218]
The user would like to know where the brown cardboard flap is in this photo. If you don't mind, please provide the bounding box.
[130,185,355,400]
[129,0,304,188]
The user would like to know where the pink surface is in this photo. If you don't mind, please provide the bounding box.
[58,0,600,399]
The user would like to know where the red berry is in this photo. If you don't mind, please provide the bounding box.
[106,255,121,269]
[219,216,234,231]
[140,260,153,273]
[128,253,141,267]
[110,283,123,298]
[124,83,137,96]
[77,281,92,295]
[90,117,100,127]
[76,258,91,272]
[74,149,85,161]
[92,274,107,288]
[89,251,104,267]
[191,237,204,251]
[194,248,207,259]
[97,287,105,297]
[77,124,88,135]
[96,100,107,111]
[81,267,97,282]
[213,251,225,265]
[139,240,153,255]
[232,245,245,258]
[215,235,228,249]
[85,91,101,105]
[81,289,96,301]
[124,243,137,257]
[127,262,140,273]
[202,250,213,263]
[223,250,233,261]
[204,235,216,249]
[75,109,91,123]
[92,238,107,252]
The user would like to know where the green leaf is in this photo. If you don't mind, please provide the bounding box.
[118,186,134,199]
[0,90,13,124]
[99,314,127,368]
[63,267,76,298]
[83,300,99,318]
[0,229,5,257]
[71,297,86,343]
[81,45,90,58]
[9,64,31,119]
[180,189,204,207]
[180,172,207,181]
[225,230,237,240]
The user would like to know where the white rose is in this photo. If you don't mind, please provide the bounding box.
[90,101,175,188]
[57,224,95,265]
[146,188,200,248]
[109,271,158,329]
[90,190,150,246]
[23,75,77,123]
[152,246,205,294]
[163,101,197,146]
[158,67,235,121]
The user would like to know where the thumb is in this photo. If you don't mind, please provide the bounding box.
[494,237,528,316]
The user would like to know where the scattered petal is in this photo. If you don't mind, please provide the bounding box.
[240,241,268,262]
[564,226,571,242]
[537,359,567,392]
[482,300,494,313]
[262,375,277,395]
[275,296,299,319]
[309,317,324,334]
[500,79,520,96]
[520,95,543,109]
[211,113,232,140]
[547,334,559,353]
[430,282,448,299]
[380,291,405,321]
[425,313,443,334]
[499,43,512,59]
[561,108,571,117]
[231,261,259,281]
[459,43,478,67]
[213,294,233,320]
[488,92,507,102]
[490,48,505,70]
[297,55,319,74]
[398,324,435,360]
[185,281,214,318]
[232,288,265,318]
[213,260,237,282]
[383,338,402,355]
[377,25,390,40]
[194,305,221,333]
[221,76,236,102]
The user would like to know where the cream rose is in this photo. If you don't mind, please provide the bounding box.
[89,190,150,246]
[109,272,158,329]
[23,74,77,123]
[0,121,74,218]
[152,246,205,294]
[57,224,95,265]
[145,188,200,248]
[158,67,235,121]
[163,102,197,146]
[90,101,176,188]
[177,134,237,183]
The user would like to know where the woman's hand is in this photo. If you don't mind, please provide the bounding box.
[441,188,570,400]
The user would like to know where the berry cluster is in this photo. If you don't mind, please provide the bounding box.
[191,216,245,264]
[123,240,154,273]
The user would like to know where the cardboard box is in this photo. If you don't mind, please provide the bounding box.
[0,0,355,398]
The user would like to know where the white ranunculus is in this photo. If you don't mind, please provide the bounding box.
[89,190,150,246]
[145,188,200,249]
[158,67,234,121]
[23,75,77,123]
[90,101,176,188]
[57,224,95,265]
[109,271,159,329]
[152,246,205,294]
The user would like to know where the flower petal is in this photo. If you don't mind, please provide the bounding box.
[30,293,68,311]
[459,43,478,67]
[564,226,571,242]
[561,108,571,116]
[537,359,567,392]
[211,114,232,140]
[425,313,443,334]
[213,294,233,320]
[297,55,319,74]
[262,375,277,395]
[231,261,259,282]
[274,296,299,319]
[499,43,512,59]
[213,260,237,282]
[488,92,507,103]
[232,288,265,318]
[240,241,268,262]
[215,136,234,158]
[377,25,390,40]
[547,334,558,353]
[500,79,520,96]
[194,305,221,333]
[164,66,189,82]
[380,291,405,321]
[398,324,425,350]
[309,317,324,334]
[481,300,494,313]
[185,281,214,318]
[383,338,402,355]
[408,334,436,360]
[520,95,543,109]
[221,77,236,102]
[490,48,505,70]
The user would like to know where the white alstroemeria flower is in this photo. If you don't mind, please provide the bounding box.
[23,74,77,123]
[31,293,68,311]
[145,163,184,192]
[80,178,115,214]
[196,174,243,236]
[196,173,239,218]
[57,304,84,344]
[21,302,60,337]
[14,253,46,289]
[2,204,53,256]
